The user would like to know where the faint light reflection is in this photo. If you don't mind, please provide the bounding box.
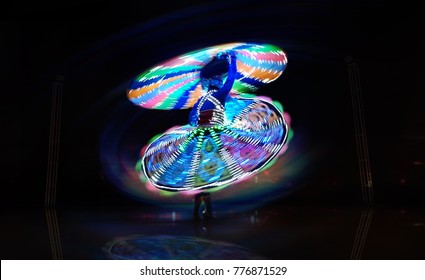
[103,234,264,260]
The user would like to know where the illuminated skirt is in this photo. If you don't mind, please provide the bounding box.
[142,97,288,191]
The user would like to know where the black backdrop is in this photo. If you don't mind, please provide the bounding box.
[2,0,425,210]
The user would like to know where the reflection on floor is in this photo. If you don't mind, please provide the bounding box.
[2,203,425,260]
[104,234,264,260]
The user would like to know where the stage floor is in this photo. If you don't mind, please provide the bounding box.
[2,203,425,260]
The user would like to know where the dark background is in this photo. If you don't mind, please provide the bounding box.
[2,0,425,210]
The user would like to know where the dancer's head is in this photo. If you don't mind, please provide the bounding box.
[209,75,224,91]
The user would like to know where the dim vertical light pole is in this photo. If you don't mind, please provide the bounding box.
[345,57,374,204]
[44,74,64,259]
[345,57,374,260]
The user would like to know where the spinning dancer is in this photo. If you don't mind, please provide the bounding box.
[127,43,289,219]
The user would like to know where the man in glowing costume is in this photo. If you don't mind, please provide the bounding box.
[127,43,289,219]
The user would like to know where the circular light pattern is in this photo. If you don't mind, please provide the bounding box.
[99,101,303,213]
[142,97,288,191]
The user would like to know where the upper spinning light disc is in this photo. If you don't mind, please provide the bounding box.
[127,42,288,110]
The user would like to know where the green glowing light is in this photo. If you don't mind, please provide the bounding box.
[159,190,177,197]
[139,174,148,183]
[239,92,257,98]
[273,100,284,112]
[288,128,294,142]
[135,158,143,173]
[148,133,162,144]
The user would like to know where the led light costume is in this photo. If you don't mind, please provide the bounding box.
[128,43,288,192]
